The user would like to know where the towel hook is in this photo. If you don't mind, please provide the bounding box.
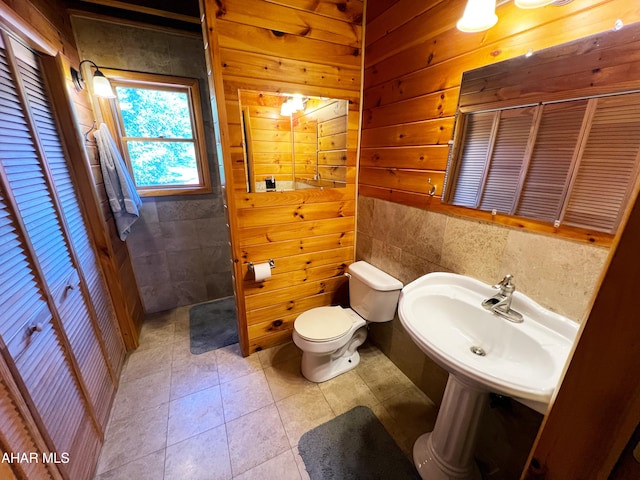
[84,120,97,145]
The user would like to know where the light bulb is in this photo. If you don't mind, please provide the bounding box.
[92,71,115,98]
[457,0,498,33]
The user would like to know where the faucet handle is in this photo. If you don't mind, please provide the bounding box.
[493,274,515,293]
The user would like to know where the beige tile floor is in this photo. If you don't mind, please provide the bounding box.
[93,304,438,480]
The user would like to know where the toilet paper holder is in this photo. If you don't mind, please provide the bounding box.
[247,259,275,272]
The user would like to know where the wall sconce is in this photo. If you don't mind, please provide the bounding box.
[457,0,564,33]
[280,94,307,116]
[70,60,116,98]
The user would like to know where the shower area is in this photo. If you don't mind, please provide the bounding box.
[72,16,233,313]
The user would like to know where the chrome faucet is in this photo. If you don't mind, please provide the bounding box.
[482,274,523,323]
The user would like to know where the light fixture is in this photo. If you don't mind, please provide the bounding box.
[457,0,568,33]
[514,0,555,8]
[290,94,305,111]
[70,60,116,98]
[280,97,295,116]
[280,95,307,116]
[457,0,498,33]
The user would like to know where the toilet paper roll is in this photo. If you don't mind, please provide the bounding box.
[253,262,272,282]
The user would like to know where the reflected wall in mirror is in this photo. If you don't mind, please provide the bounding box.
[239,90,349,192]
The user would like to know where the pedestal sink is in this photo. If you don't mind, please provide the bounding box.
[398,272,578,480]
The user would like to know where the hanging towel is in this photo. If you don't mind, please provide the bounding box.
[94,123,142,241]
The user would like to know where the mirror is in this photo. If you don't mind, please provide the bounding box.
[239,90,349,192]
[444,25,640,237]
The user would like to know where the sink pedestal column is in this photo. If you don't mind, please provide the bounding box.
[413,374,488,480]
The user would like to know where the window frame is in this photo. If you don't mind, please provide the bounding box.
[99,69,211,197]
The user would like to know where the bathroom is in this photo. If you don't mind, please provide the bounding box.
[0,0,638,479]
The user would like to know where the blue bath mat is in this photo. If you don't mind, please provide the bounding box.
[189,297,238,354]
[298,405,420,479]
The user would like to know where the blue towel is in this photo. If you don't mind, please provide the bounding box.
[94,123,142,240]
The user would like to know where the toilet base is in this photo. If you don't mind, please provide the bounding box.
[298,326,368,382]
[301,349,360,383]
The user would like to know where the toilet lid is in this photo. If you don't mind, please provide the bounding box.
[295,306,354,342]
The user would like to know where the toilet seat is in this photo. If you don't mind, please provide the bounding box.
[294,306,354,342]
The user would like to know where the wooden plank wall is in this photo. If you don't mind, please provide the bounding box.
[69,72,144,348]
[0,0,143,348]
[240,93,348,190]
[240,91,294,190]
[201,0,363,354]
[456,23,640,110]
[361,0,640,221]
[293,111,316,183]
[312,99,349,186]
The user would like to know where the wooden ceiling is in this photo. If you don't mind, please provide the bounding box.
[66,0,201,32]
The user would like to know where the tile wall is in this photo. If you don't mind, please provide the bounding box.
[72,17,234,312]
[356,195,610,403]
[126,196,233,311]
[355,195,611,477]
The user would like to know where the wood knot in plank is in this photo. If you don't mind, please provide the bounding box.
[215,0,226,17]
[300,25,312,37]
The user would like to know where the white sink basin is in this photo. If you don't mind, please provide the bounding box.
[398,272,578,413]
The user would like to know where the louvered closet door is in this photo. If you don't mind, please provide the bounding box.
[0,163,95,479]
[29,58,124,378]
[12,40,119,427]
[0,34,102,480]
[0,199,56,480]
[0,357,58,480]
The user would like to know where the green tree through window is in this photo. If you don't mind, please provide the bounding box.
[106,71,211,196]
[116,86,198,187]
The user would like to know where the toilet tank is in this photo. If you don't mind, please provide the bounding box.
[347,261,403,322]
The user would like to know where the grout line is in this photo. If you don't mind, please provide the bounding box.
[161,446,167,480]
[161,327,174,480]
[215,344,234,478]
[111,304,434,479]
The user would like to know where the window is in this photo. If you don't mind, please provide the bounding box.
[446,92,640,234]
[105,71,211,196]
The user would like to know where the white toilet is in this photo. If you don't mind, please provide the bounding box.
[292,261,403,382]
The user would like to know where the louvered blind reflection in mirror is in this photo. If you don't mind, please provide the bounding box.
[446,92,640,234]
